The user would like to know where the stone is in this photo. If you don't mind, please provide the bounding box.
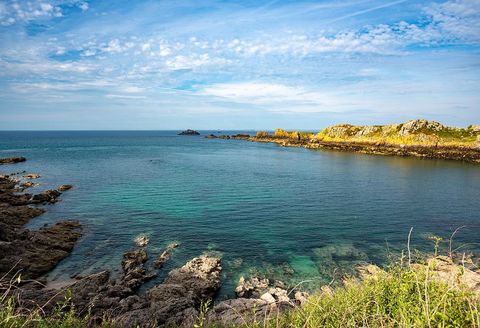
[0,157,26,165]
[294,291,309,305]
[399,119,444,136]
[58,184,73,191]
[260,292,276,304]
[134,235,149,247]
[30,189,61,204]
[23,173,40,179]
[154,242,179,268]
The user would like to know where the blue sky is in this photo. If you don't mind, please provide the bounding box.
[0,0,479,130]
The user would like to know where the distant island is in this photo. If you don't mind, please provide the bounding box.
[209,120,480,163]
[178,129,200,135]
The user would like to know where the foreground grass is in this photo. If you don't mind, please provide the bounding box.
[208,259,480,328]
[2,258,479,327]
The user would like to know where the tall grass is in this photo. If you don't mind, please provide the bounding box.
[207,258,479,328]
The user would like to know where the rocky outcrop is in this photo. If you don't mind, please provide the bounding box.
[0,157,26,165]
[30,189,62,204]
[216,120,480,163]
[0,173,82,280]
[178,129,200,135]
[114,256,222,327]
[121,248,156,290]
[358,256,480,295]
[399,119,445,135]
[154,242,179,268]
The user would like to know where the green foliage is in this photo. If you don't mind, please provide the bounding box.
[209,261,480,328]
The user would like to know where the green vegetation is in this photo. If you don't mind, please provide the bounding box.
[2,240,479,327]
[206,257,480,328]
[0,298,92,328]
[258,120,480,148]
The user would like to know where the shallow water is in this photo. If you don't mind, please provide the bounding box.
[1,131,479,299]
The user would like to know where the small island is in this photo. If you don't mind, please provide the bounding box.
[178,129,200,135]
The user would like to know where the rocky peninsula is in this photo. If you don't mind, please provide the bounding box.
[208,120,480,163]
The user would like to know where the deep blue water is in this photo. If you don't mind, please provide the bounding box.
[1,131,479,299]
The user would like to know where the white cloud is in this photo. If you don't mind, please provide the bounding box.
[78,2,89,11]
[0,1,63,25]
[105,94,146,99]
[103,39,125,53]
[165,54,230,70]
[200,82,346,111]
[424,0,480,43]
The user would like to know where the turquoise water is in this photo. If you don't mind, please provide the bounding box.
[1,131,479,299]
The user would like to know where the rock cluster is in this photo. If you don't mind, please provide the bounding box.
[0,174,81,280]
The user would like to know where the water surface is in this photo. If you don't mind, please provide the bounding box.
[1,131,479,299]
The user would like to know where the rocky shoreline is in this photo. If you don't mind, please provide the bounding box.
[1,156,480,326]
[207,120,480,163]
[0,157,302,327]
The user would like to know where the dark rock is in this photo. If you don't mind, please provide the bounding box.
[178,129,200,135]
[0,157,26,165]
[115,256,222,328]
[205,298,293,326]
[30,189,62,204]
[154,242,179,268]
[58,184,73,191]
[0,220,82,279]
[121,248,156,290]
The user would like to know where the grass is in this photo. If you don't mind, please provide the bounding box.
[1,249,479,327]
[206,257,480,328]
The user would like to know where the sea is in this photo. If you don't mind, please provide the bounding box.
[1,130,479,299]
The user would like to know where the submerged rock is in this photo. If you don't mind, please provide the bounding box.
[58,184,73,191]
[134,234,149,247]
[154,242,179,268]
[23,173,40,179]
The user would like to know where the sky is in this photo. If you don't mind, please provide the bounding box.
[0,0,479,130]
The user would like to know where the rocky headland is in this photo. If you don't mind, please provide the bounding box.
[207,120,480,163]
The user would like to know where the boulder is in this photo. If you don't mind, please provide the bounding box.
[154,242,179,268]
[30,189,61,204]
[23,173,40,179]
[58,184,73,191]
[399,119,444,136]
[235,276,270,298]
[134,234,149,247]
